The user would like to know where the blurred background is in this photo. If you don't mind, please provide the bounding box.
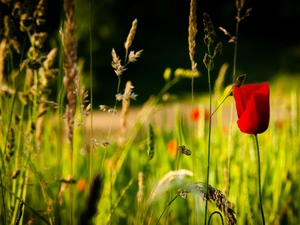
[2,0,300,106]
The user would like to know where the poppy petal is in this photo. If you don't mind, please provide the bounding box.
[234,82,270,134]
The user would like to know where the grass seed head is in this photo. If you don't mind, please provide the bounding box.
[124,19,138,52]
[179,182,237,225]
[188,0,198,72]
[147,123,155,160]
[214,42,223,57]
[203,53,214,71]
[177,145,192,156]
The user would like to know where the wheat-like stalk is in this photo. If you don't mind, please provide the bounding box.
[137,171,144,204]
[63,0,77,224]
[120,81,134,139]
[63,0,77,146]
[188,0,198,72]
[0,39,8,85]
[124,19,138,60]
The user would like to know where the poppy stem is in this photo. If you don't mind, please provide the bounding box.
[253,134,265,225]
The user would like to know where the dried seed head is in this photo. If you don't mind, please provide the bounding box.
[101,141,111,147]
[137,172,144,204]
[219,27,231,37]
[21,14,34,29]
[111,48,126,76]
[245,8,252,17]
[236,0,245,10]
[177,145,192,156]
[99,105,117,114]
[213,42,223,57]
[228,36,237,43]
[0,39,8,84]
[179,182,237,225]
[44,48,58,70]
[188,0,198,72]
[177,188,188,199]
[4,15,14,38]
[128,49,143,63]
[32,32,48,49]
[124,19,138,52]
[33,0,48,25]
[203,13,210,28]
[12,1,24,18]
[203,13,216,47]
[203,53,214,71]
[27,59,42,70]
[11,168,21,179]
[7,128,15,157]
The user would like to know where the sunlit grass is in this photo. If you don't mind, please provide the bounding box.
[1,0,300,225]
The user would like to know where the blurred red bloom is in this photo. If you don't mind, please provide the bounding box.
[76,179,87,192]
[190,108,200,122]
[167,140,177,158]
[233,82,270,134]
[190,107,209,123]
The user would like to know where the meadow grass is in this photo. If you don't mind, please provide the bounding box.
[0,0,300,225]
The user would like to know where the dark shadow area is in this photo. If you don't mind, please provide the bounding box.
[1,0,299,106]
[72,0,300,106]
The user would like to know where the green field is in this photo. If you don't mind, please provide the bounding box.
[1,0,300,225]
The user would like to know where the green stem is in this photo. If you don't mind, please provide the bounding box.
[89,0,94,181]
[254,134,265,225]
[226,7,241,198]
[208,211,224,225]
[204,49,212,225]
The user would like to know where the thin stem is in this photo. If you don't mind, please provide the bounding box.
[254,134,265,225]
[156,195,178,225]
[233,9,240,82]
[89,0,93,181]
[210,88,232,117]
[106,76,122,141]
[208,211,224,225]
[204,48,212,225]
[226,7,241,197]
[70,148,73,225]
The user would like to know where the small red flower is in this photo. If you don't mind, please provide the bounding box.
[76,179,87,192]
[190,108,200,122]
[167,140,177,158]
[233,82,270,134]
[190,107,210,123]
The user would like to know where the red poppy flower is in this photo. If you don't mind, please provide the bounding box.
[190,107,210,123]
[167,140,177,158]
[190,108,200,122]
[233,82,270,134]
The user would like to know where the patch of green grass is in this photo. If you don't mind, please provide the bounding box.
[1,1,299,225]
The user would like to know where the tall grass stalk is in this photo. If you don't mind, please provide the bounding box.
[188,0,198,187]
[202,12,218,224]
[225,0,251,197]
[226,4,240,198]
[63,0,78,223]
[88,0,94,181]
[204,50,212,225]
